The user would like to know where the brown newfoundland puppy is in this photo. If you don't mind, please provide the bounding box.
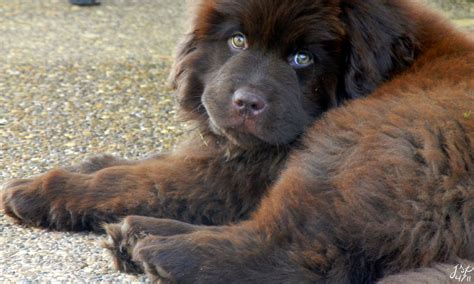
[2,0,473,282]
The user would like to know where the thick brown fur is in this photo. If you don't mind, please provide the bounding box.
[2,0,473,283]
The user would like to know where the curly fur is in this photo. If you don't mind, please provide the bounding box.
[2,0,473,283]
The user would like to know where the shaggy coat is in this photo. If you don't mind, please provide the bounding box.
[2,0,473,283]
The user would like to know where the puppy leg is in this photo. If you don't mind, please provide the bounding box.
[2,148,270,232]
[130,228,321,283]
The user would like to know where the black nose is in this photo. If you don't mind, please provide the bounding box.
[232,89,267,117]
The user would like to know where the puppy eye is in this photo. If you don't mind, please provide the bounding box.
[228,32,248,50]
[290,51,314,68]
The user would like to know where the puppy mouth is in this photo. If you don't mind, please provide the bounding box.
[213,117,260,136]
[208,115,267,145]
[227,117,260,135]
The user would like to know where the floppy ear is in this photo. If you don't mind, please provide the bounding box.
[168,32,198,90]
[168,30,207,118]
[168,0,216,118]
[340,0,418,100]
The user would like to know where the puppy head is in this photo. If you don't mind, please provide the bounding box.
[170,0,418,148]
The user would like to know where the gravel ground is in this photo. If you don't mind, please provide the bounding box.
[0,0,187,282]
[0,1,472,283]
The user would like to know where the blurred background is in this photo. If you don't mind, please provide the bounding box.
[0,0,472,282]
[430,0,473,20]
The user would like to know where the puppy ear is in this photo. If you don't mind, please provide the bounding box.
[168,0,210,93]
[340,1,418,100]
[167,30,207,117]
[168,31,198,90]
[168,0,218,119]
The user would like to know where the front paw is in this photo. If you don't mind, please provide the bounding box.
[2,170,111,231]
[132,233,234,283]
[132,236,196,283]
[103,217,149,274]
[2,178,49,227]
[103,216,206,275]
